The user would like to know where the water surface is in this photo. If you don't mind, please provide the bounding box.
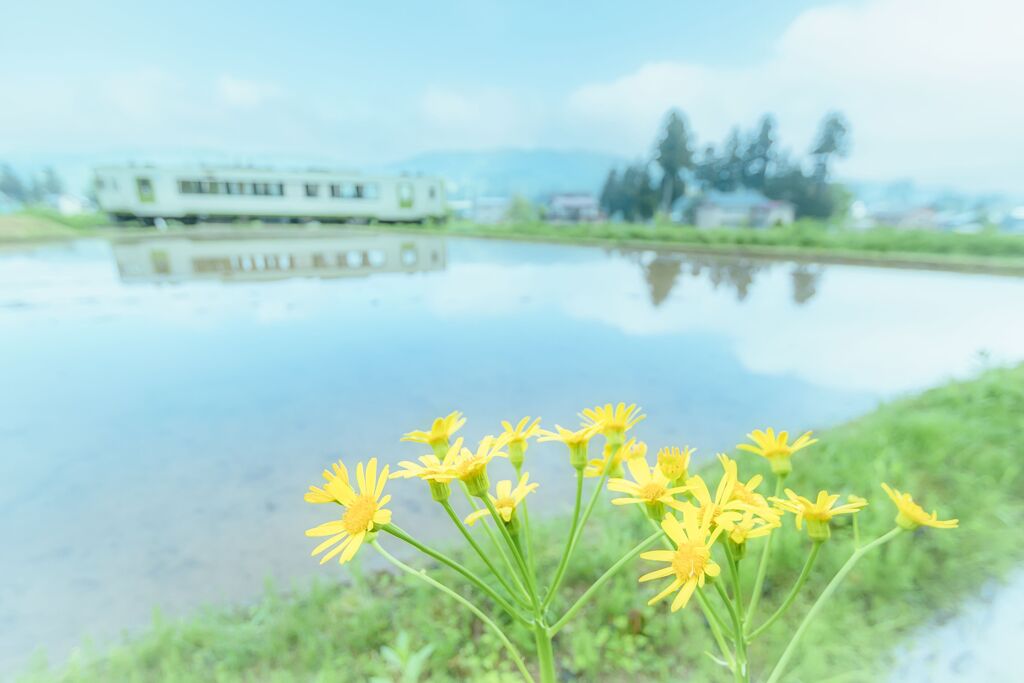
[3,231,1023,674]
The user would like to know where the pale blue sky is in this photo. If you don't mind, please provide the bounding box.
[2,0,1022,191]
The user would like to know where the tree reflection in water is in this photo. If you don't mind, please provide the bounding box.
[624,249,825,306]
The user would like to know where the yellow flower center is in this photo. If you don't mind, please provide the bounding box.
[495,495,516,510]
[342,495,378,535]
[639,482,667,501]
[672,542,710,580]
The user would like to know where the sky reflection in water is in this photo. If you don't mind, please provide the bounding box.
[2,232,1022,672]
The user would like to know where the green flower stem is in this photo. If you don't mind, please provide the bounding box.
[481,495,539,608]
[541,468,584,610]
[548,530,661,635]
[765,527,903,683]
[515,464,538,577]
[714,580,748,683]
[382,524,526,623]
[372,541,536,683]
[544,467,611,609]
[724,546,749,683]
[460,483,530,599]
[745,474,785,627]
[695,588,737,669]
[440,500,530,608]
[533,620,557,683]
[747,540,822,641]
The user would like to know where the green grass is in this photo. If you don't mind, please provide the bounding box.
[19,364,1024,682]
[403,220,1024,273]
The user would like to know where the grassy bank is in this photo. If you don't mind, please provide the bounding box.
[406,220,1024,274]
[19,365,1024,682]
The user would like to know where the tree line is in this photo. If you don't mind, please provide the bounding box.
[0,164,65,204]
[599,110,850,222]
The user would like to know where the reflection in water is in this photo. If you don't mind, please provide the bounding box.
[2,234,1023,677]
[112,232,446,283]
[630,250,824,306]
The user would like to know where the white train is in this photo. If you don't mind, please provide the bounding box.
[93,165,447,224]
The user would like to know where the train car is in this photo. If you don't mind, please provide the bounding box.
[93,165,447,224]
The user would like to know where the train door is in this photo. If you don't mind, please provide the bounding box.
[397,182,414,209]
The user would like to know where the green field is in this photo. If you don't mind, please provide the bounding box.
[19,364,1024,682]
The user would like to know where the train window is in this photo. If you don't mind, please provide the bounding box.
[364,183,379,199]
[340,182,357,199]
[346,250,364,267]
[400,245,418,266]
[305,183,319,197]
[367,250,386,267]
[271,183,284,196]
[428,185,436,199]
[397,182,414,208]
[329,184,340,198]
[136,177,155,203]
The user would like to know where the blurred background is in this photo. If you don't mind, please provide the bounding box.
[2,1,1023,681]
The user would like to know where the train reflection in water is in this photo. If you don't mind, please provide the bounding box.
[111,231,447,284]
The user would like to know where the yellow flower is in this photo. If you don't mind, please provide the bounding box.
[450,435,509,496]
[579,402,646,442]
[537,423,601,470]
[305,458,392,565]
[583,438,636,478]
[657,446,694,486]
[736,428,818,476]
[500,416,542,469]
[727,509,781,545]
[622,440,648,461]
[881,483,958,530]
[464,473,538,527]
[608,457,689,519]
[772,489,867,541]
[717,453,770,509]
[640,510,722,612]
[686,470,747,532]
[390,443,460,502]
[401,411,467,454]
[304,460,351,504]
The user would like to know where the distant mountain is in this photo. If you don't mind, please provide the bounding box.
[380,149,626,200]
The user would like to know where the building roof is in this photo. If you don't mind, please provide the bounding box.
[700,189,790,209]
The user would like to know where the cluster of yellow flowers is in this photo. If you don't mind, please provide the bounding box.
[302,404,957,683]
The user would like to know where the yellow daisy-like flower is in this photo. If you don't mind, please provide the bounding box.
[607,457,689,519]
[686,470,747,532]
[537,423,601,470]
[640,510,722,612]
[579,402,646,442]
[583,438,636,478]
[464,473,538,527]
[736,428,818,476]
[389,441,461,502]
[772,489,868,541]
[727,508,781,545]
[305,458,392,565]
[718,453,770,509]
[401,411,467,454]
[304,460,351,504]
[881,483,958,530]
[450,435,509,496]
[657,446,694,486]
[500,416,542,469]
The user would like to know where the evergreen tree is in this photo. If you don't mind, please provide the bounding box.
[741,115,776,190]
[0,164,27,202]
[654,110,694,212]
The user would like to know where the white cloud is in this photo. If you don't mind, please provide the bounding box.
[417,86,547,150]
[565,0,1024,192]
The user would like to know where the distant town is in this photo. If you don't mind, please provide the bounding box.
[2,108,1023,233]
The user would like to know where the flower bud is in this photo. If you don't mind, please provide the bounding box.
[464,469,490,497]
[569,442,588,471]
[806,518,831,542]
[508,441,525,470]
[428,480,451,503]
[769,456,792,476]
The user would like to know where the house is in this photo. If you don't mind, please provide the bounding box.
[692,190,795,229]
[545,193,601,222]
